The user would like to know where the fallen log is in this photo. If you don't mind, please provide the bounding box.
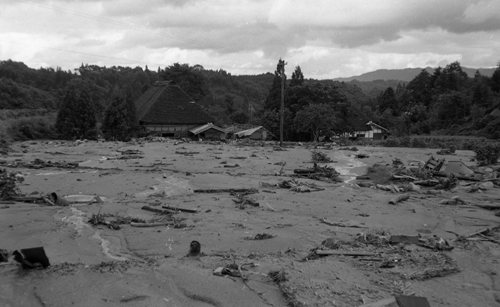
[193,188,258,194]
[392,175,417,181]
[389,194,410,205]
[463,225,500,238]
[162,205,198,213]
[0,200,15,204]
[473,203,500,210]
[414,179,440,186]
[319,218,367,228]
[9,196,43,202]
[141,206,175,215]
[435,173,481,182]
[315,250,378,257]
[130,222,172,227]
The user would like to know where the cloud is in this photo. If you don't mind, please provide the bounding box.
[0,0,499,78]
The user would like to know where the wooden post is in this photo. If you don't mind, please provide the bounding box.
[279,59,286,147]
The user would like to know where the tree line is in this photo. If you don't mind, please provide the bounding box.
[261,60,500,140]
[0,59,499,141]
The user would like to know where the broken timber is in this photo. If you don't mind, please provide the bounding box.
[130,222,172,227]
[162,205,198,213]
[193,188,258,194]
[141,205,175,215]
[315,250,378,257]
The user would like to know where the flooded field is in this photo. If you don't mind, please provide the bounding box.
[1,139,499,306]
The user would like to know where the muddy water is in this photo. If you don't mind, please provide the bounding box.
[329,151,367,183]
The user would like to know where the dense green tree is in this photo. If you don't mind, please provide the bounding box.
[472,72,493,108]
[102,95,137,141]
[290,66,304,87]
[230,111,249,124]
[491,62,500,93]
[434,61,468,92]
[406,70,432,106]
[294,103,337,141]
[55,79,98,139]
[378,87,399,115]
[160,63,209,101]
[432,91,470,129]
[224,95,235,115]
[264,59,286,111]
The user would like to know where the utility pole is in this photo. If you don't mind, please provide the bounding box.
[279,59,286,147]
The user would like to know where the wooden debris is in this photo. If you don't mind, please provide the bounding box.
[245,233,275,240]
[406,265,460,280]
[293,163,340,182]
[175,151,199,155]
[0,159,79,169]
[439,196,467,206]
[389,194,410,205]
[193,188,258,194]
[119,295,149,303]
[315,250,378,257]
[462,225,500,239]
[130,222,172,227]
[141,205,174,215]
[392,175,417,181]
[319,218,368,228]
[162,205,198,213]
[473,202,500,210]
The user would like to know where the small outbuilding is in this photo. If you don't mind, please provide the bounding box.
[189,123,226,140]
[234,126,273,141]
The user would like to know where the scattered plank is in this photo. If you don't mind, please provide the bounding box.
[162,205,198,213]
[319,218,367,228]
[473,202,500,210]
[119,295,149,303]
[130,222,172,227]
[463,225,500,239]
[193,188,258,194]
[9,196,43,202]
[389,194,410,205]
[315,250,378,257]
[141,205,174,215]
[392,175,417,181]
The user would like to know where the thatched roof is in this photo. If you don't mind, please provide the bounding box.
[135,82,213,125]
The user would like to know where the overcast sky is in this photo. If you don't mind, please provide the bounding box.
[1,0,499,78]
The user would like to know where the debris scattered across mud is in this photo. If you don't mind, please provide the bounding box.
[1,140,499,307]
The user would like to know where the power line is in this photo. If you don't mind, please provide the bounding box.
[47,47,164,68]
[24,0,143,29]
[8,2,168,69]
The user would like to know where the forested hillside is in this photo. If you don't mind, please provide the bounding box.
[0,59,499,142]
[372,62,500,138]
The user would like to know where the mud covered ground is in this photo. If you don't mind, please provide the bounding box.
[0,139,499,307]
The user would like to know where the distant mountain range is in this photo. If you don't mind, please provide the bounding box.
[333,67,496,82]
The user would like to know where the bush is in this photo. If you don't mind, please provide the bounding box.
[474,144,500,165]
[311,151,332,163]
[381,138,400,147]
[0,129,9,150]
[0,168,22,200]
[7,116,57,140]
[411,138,428,148]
